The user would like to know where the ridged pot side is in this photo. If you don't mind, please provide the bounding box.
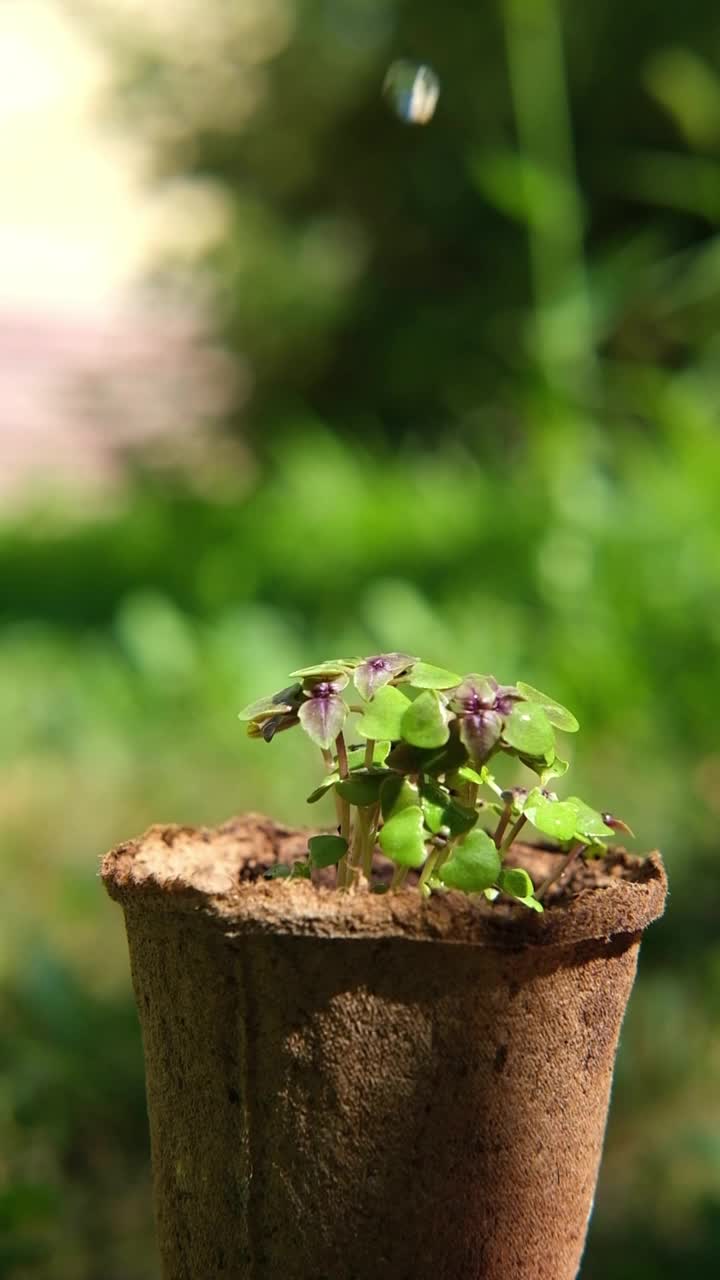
[103,815,667,1280]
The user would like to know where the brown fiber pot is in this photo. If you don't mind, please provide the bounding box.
[102,813,667,1280]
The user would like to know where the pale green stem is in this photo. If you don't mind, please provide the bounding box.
[493,802,512,848]
[418,847,441,892]
[390,864,409,893]
[501,813,527,853]
[363,804,380,879]
[336,796,352,889]
[462,781,479,809]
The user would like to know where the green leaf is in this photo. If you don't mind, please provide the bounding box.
[238,683,301,720]
[305,774,338,804]
[298,694,347,750]
[356,685,412,741]
[454,764,487,786]
[516,682,579,732]
[379,806,428,867]
[264,863,292,879]
[502,703,555,758]
[499,867,543,912]
[401,690,451,749]
[439,828,501,893]
[335,771,387,807]
[290,661,355,680]
[291,860,312,879]
[523,794,579,842]
[380,776,420,818]
[420,779,478,836]
[419,779,449,834]
[566,797,615,839]
[346,741,391,770]
[403,661,463,690]
[308,834,348,868]
[539,756,569,785]
[353,653,417,700]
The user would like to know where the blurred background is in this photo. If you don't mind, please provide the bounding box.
[1,0,719,1275]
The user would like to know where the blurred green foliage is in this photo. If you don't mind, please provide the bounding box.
[4,0,720,1276]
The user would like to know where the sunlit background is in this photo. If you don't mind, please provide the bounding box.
[1,1,719,1276]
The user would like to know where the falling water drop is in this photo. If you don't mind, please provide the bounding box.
[383,60,440,125]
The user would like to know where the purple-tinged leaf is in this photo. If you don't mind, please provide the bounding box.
[458,709,503,763]
[298,693,347,750]
[353,652,417,700]
[449,674,497,713]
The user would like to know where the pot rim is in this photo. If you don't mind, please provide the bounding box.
[101,812,667,951]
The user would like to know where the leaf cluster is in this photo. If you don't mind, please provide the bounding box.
[239,655,631,908]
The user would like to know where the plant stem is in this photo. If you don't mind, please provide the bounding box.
[334,786,352,889]
[335,731,350,779]
[363,804,380,879]
[536,841,587,901]
[501,813,527,852]
[493,801,512,848]
[390,865,409,893]
[462,781,479,809]
[418,847,441,892]
[321,748,334,771]
[364,737,375,768]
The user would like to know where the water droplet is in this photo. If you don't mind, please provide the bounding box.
[383,61,440,125]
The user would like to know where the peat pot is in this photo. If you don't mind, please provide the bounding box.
[102,813,667,1280]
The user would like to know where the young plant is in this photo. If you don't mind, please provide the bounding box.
[239,655,631,910]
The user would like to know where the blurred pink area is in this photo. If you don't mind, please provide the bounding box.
[0,301,247,504]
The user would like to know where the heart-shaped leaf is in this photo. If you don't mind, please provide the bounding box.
[458,709,503,763]
[502,703,555,758]
[401,690,451,749]
[523,794,579,841]
[566,797,614,839]
[298,694,347,750]
[379,806,428,868]
[449,674,498,711]
[356,685,412,741]
[380,776,420,818]
[438,828,501,894]
[539,756,569,785]
[308,834,348,868]
[516,682,579,733]
[353,652,417,700]
[335,771,387,807]
[403,661,463,690]
[420,779,477,836]
[499,867,543,912]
